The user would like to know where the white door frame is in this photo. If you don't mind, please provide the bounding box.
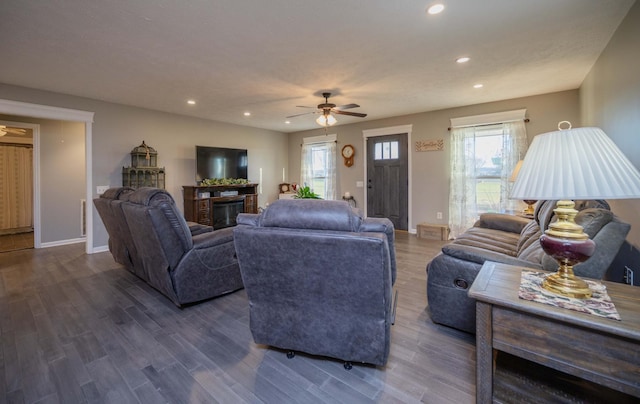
[362,124,413,232]
[0,99,95,254]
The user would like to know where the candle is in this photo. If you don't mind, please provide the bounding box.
[344,192,351,198]
[282,167,285,182]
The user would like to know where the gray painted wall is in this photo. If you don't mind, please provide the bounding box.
[580,0,640,248]
[0,83,288,249]
[287,90,580,231]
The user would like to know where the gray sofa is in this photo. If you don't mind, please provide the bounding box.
[426,200,630,333]
[94,187,243,306]
[233,199,396,367]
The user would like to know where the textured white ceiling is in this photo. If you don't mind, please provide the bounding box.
[0,0,634,133]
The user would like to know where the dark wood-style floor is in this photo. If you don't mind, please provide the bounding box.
[0,232,479,403]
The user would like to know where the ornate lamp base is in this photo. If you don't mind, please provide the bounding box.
[539,200,596,299]
[522,200,537,215]
[541,268,593,299]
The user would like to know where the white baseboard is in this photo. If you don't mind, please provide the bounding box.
[40,237,86,248]
[91,245,110,253]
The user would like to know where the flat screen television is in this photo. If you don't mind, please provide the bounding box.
[195,146,248,182]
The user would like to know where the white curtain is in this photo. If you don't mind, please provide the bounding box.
[501,120,529,212]
[300,140,337,200]
[0,144,33,231]
[324,141,337,200]
[449,126,478,238]
[300,143,313,190]
[448,121,528,238]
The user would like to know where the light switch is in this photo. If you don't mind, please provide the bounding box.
[356,181,364,188]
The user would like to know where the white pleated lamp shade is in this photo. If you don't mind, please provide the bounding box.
[511,127,640,200]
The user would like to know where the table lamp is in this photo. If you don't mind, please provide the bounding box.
[509,160,537,216]
[510,123,640,298]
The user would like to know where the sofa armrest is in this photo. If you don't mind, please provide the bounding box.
[237,213,260,227]
[474,213,531,234]
[192,227,235,249]
[443,244,541,269]
[187,221,213,236]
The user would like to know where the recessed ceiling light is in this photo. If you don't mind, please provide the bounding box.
[427,4,445,14]
[285,121,291,124]
[456,57,470,64]
[244,112,251,116]
[187,100,196,105]
[473,84,484,89]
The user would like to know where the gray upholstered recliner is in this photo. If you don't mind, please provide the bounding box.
[94,187,243,306]
[233,199,396,367]
[426,200,630,333]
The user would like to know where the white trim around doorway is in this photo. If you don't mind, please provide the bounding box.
[362,124,414,233]
[0,99,95,254]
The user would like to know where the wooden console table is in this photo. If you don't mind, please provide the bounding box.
[469,261,640,402]
[183,184,258,227]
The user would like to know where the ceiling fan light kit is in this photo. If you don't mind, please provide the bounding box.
[288,92,367,127]
[316,114,337,127]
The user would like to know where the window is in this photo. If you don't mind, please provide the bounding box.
[300,135,336,199]
[449,119,528,238]
[374,141,399,160]
[467,125,507,214]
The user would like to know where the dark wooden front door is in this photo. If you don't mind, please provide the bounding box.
[366,133,408,230]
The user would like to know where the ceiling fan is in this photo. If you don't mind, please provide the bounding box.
[287,92,367,127]
[0,125,27,137]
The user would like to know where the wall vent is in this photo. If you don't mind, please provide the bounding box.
[81,199,86,237]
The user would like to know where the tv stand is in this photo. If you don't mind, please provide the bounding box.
[183,184,258,228]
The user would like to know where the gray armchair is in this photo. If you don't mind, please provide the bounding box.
[233,199,396,367]
[94,187,243,306]
[426,200,630,333]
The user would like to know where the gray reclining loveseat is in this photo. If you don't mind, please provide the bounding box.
[426,200,630,333]
[94,187,243,306]
[233,199,396,367]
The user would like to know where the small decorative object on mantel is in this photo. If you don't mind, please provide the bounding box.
[279,183,291,193]
[415,139,444,152]
[122,140,166,189]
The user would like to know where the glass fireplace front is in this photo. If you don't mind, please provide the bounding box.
[212,199,244,230]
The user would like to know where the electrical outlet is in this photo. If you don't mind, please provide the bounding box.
[624,266,634,285]
[96,185,110,195]
[436,212,443,220]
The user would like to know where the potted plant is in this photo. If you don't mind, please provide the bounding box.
[294,185,321,199]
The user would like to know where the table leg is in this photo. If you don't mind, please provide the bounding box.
[476,302,493,404]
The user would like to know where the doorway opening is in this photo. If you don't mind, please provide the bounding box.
[0,99,94,254]
[0,120,37,252]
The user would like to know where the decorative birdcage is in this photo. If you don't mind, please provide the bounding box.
[130,140,157,168]
[123,140,165,189]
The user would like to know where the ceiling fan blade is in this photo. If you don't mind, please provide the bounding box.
[333,110,367,118]
[334,103,360,110]
[295,105,316,109]
[286,111,316,118]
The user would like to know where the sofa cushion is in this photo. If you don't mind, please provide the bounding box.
[576,208,614,239]
[517,233,544,263]
[261,199,363,231]
[452,226,520,257]
[516,220,541,254]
